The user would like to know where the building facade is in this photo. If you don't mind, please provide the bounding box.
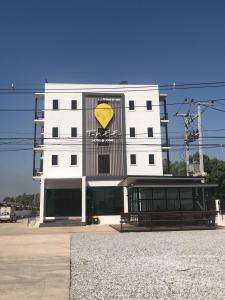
[33,83,171,225]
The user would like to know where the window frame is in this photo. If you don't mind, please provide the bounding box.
[71,100,77,110]
[52,155,58,166]
[146,100,152,111]
[147,127,153,137]
[98,154,110,174]
[71,154,77,166]
[71,127,77,138]
[129,127,136,138]
[130,154,136,165]
[52,99,59,110]
[129,100,135,111]
[148,154,155,165]
[52,127,59,138]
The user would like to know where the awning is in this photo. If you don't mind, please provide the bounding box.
[118,176,218,188]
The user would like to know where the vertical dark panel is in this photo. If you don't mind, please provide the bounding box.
[83,94,126,178]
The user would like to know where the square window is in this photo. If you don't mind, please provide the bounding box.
[146,100,152,111]
[53,100,59,110]
[148,128,153,137]
[129,100,135,110]
[71,100,77,110]
[52,155,58,166]
[130,154,136,165]
[149,154,154,165]
[98,155,110,174]
[71,155,77,165]
[52,127,58,138]
[130,127,135,137]
[71,127,77,137]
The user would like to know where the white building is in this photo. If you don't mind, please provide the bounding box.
[33,83,176,225]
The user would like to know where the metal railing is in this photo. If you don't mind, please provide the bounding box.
[33,168,43,177]
[161,139,170,147]
[34,137,44,148]
[160,113,168,120]
[35,110,44,119]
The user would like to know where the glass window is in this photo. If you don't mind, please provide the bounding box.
[71,127,77,137]
[180,188,194,210]
[52,127,58,138]
[71,100,77,110]
[167,188,180,211]
[129,100,135,110]
[52,155,58,166]
[130,127,135,137]
[149,154,154,164]
[139,188,153,212]
[130,154,136,165]
[148,127,153,137]
[98,155,110,174]
[146,100,152,110]
[53,100,59,110]
[71,155,77,165]
[46,189,81,217]
[152,189,166,211]
[86,187,124,216]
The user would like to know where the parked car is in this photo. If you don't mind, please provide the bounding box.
[0,205,17,223]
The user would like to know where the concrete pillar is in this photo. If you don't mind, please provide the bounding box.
[39,177,45,224]
[123,187,128,213]
[82,177,86,223]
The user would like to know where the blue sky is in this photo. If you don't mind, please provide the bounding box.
[1,0,225,199]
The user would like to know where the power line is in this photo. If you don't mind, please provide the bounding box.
[1,83,225,94]
[1,80,225,90]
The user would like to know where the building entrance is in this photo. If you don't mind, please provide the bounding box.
[45,189,82,217]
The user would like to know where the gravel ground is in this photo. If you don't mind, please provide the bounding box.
[71,230,225,299]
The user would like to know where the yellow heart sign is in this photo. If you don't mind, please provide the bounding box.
[94,103,114,129]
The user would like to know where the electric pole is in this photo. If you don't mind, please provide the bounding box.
[174,113,197,176]
[197,103,204,175]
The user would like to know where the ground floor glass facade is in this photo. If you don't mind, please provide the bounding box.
[128,187,211,212]
[45,189,82,217]
[86,186,124,216]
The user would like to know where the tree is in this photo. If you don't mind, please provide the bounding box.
[170,160,186,176]
[170,153,225,209]
[2,193,40,210]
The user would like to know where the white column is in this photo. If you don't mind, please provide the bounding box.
[215,199,221,226]
[82,176,86,223]
[39,177,45,224]
[123,187,128,213]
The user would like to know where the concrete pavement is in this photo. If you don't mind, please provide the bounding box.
[0,220,116,300]
[0,233,70,300]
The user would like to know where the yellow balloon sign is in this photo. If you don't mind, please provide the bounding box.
[94,103,114,129]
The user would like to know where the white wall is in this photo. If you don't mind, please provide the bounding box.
[39,83,163,179]
[43,84,83,178]
[124,88,163,176]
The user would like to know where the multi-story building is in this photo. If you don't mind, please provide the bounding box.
[33,83,214,226]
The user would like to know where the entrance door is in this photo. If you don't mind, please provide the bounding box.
[46,189,82,217]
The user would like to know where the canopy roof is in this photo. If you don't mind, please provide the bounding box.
[118,176,218,188]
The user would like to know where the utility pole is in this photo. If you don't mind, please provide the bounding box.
[184,116,190,176]
[197,103,204,176]
[174,110,198,176]
[194,101,214,177]
[174,113,193,176]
